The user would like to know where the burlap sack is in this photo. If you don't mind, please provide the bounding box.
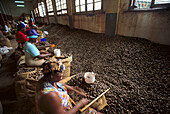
[15,80,27,99]
[0,54,2,62]
[63,62,71,79]
[7,34,16,39]
[15,67,42,102]
[62,57,71,79]
[91,95,107,111]
[0,31,5,38]
[14,50,24,60]
[0,38,11,47]
[15,73,28,81]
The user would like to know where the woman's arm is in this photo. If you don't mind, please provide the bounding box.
[63,84,86,97]
[40,50,49,54]
[36,53,52,59]
[38,92,88,114]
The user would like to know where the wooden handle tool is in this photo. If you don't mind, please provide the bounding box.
[79,88,110,112]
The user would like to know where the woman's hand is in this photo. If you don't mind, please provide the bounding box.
[78,92,87,97]
[63,84,87,97]
[78,98,89,107]
[74,87,87,97]
[47,53,52,56]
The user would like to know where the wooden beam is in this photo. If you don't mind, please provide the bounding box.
[0,13,5,25]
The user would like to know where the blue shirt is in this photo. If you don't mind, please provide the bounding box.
[25,42,40,57]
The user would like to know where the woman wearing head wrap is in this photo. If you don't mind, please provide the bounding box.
[25,29,51,66]
[16,23,29,50]
[36,59,101,114]
[6,21,12,32]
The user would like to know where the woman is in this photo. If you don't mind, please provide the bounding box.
[36,59,101,114]
[6,21,12,32]
[25,29,51,66]
[16,23,29,51]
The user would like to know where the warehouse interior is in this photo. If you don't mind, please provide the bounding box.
[0,0,170,113]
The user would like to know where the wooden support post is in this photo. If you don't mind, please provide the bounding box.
[44,0,50,24]
[85,0,87,13]
[101,0,104,12]
[0,13,5,25]
[3,14,8,22]
[51,0,57,24]
[7,15,10,21]
[150,0,155,8]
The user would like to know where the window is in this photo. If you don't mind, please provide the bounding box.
[132,0,170,9]
[155,0,170,4]
[134,0,152,9]
[46,0,54,15]
[34,8,39,17]
[75,0,102,13]
[38,3,44,17]
[55,0,67,15]
[41,2,46,16]
[34,9,36,17]
[38,2,46,17]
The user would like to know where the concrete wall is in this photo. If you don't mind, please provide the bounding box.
[34,0,170,45]
[56,0,118,33]
[49,16,56,24]
[44,17,48,24]
[57,15,69,26]
[73,14,105,33]
[0,0,33,18]
[117,1,170,45]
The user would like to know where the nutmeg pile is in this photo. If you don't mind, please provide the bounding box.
[17,68,36,74]
[66,73,109,103]
[46,24,170,113]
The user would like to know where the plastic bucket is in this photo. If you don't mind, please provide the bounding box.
[84,72,95,84]
[54,49,61,57]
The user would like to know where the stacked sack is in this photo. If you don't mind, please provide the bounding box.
[14,66,43,103]
[0,31,11,47]
[0,31,12,64]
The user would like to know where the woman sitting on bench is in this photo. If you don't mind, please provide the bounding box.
[25,29,51,66]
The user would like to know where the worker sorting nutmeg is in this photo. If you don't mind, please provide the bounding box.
[36,59,102,114]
